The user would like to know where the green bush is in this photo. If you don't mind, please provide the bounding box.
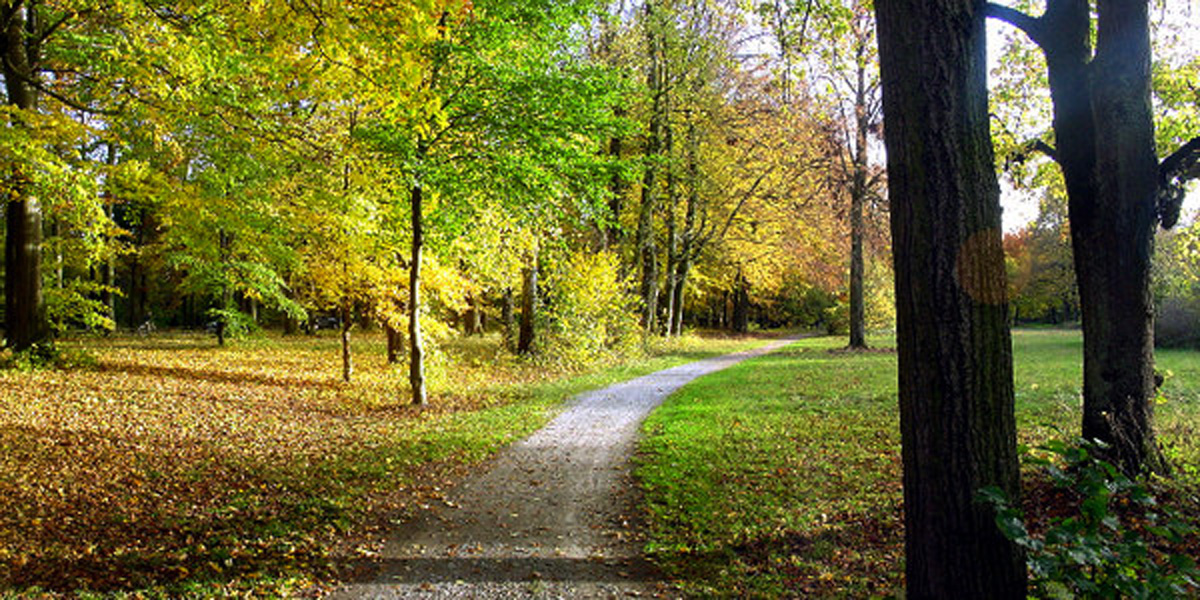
[981,440,1199,599]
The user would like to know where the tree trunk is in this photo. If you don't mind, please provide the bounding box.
[464,293,483,336]
[1078,0,1163,476]
[386,323,404,364]
[875,0,1026,596]
[731,271,750,334]
[848,50,871,350]
[501,287,515,352]
[670,259,690,336]
[637,0,664,332]
[605,109,626,252]
[409,183,426,405]
[3,4,49,351]
[340,300,353,382]
[518,251,538,355]
[987,0,1166,476]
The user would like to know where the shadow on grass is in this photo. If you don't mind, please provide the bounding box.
[98,361,347,391]
[651,510,903,597]
[335,556,658,585]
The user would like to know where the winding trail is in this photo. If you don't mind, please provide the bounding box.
[331,336,799,599]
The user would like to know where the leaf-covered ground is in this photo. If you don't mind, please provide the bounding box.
[636,330,1200,597]
[0,330,766,597]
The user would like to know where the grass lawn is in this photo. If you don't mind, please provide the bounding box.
[635,329,1200,597]
[0,329,770,597]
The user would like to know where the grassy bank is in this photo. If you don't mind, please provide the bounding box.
[635,329,1200,597]
[0,329,769,597]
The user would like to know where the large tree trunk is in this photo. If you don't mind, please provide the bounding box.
[518,251,538,355]
[3,4,49,351]
[409,183,426,405]
[875,0,1026,596]
[1079,0,1163,475]
[986,0,1166,476]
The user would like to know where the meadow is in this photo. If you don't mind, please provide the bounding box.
[636,329,1200,597]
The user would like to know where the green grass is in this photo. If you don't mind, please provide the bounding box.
[635,329,1200,597]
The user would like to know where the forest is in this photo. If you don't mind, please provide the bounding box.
[2,0,1200,597]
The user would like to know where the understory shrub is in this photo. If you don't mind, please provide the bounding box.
[538,249,641,369]
[981,440,1199,599]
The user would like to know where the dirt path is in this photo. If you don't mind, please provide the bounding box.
[330,336,799,599]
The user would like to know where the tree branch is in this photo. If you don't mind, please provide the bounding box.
[984,3,1044,46]
[1157,136,1200,228]
[1029,139,1057,162]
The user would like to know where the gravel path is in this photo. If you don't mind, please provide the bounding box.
[330,337,799,599]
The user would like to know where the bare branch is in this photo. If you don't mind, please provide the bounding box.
[1157,136,1200,228]
[984,3,1044,46]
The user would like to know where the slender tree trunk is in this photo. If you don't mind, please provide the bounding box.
[501,287,515,352]
[663,177,678,336]
[409,182,426,405]
[340,299,353,382]
[848,53,870,349]
[606,109,626,252]
[3,4,48,351]
[215,230,233,347]
[732,271,750,334]
[637,0,664,332]
[102,145,117,328]
[875,0,1026,595]
[518,251,538,355]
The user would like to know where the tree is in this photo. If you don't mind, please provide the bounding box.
[760,0,885,348]
[874,0,1026,595]
[985,0,1200,476]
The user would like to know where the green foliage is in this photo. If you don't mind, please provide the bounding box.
[982,440,1200,599]
[45,280,118,334]
[0,342,95,372]
[206,308,259,340]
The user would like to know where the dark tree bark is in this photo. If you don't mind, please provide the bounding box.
[847,44,871,350]
[605,108,627,252]
[875,0,1026,596]
[731,270,750,334]
[985,0,1168,476]
[340,300,353,382]
[214,230,233,347]
[3,2,49,351]
[501,287,515,352]
[518,251,538,355]
[386,322,404,364]
[463,293,483,336]
[637,0,664,332]
[409,182,426,405]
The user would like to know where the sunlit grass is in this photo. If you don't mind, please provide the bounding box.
[635,329,1200,597]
